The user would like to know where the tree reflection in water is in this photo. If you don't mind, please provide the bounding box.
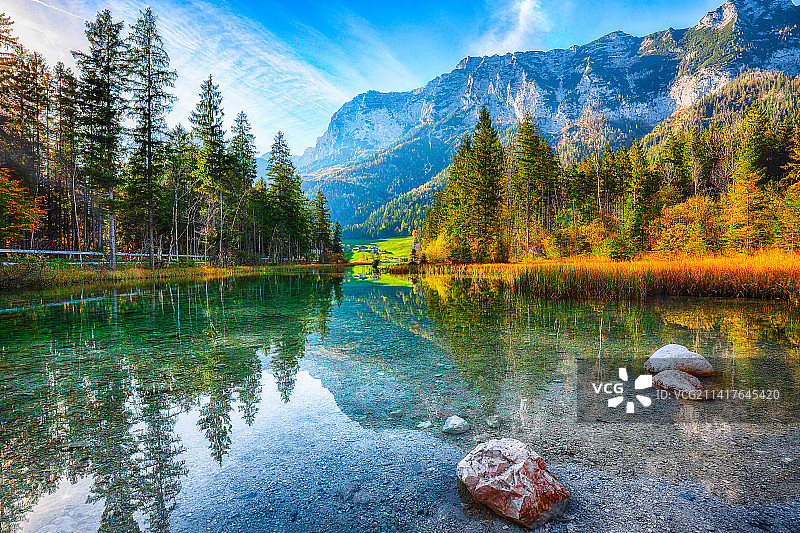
[0,273,343,533]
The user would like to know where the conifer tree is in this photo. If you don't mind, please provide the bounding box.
[190,75,227,263]
[73,9,127,269]
[741,101,777,180]
[311,190,331,262]
[470,106,505,261]
[127,7,176,269]
[266,131,307,262]
[228,111,257,252]
[52,62,80,252]
[332,221,343,259]
[725,167,771,251]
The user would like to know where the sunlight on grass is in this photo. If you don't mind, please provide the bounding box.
[404,252,800,301]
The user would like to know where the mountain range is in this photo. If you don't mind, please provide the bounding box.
[267,0,800,232]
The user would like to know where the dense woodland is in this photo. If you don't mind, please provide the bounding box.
[422,101,800,262]
[0,10,343,268]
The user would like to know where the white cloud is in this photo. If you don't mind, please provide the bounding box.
[474,0,550,56]
[2,0,350,154]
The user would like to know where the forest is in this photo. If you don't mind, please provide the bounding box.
[422,101,800,263]
[0,9,343,269]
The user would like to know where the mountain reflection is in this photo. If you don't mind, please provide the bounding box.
[0,274,342,533]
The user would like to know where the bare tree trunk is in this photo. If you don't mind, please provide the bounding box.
[108,187,117,270]
[148,208,155,270]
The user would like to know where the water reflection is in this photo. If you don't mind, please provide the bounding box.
[1,273,799,532]
[0,275,342,533]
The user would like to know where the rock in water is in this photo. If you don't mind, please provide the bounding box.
[456,438,570,528]
[416,420,432,429]
[644,344,713,377]
[442,416,470,434]
[653,369,707,400]
[485,415,501,429]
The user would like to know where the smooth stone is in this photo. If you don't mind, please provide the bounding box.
[442,415,470,434]
[456,438,570,528]
[653,369,707,400]
[389,410,403,417]
[644,344,713,377]
[416,420,432,429]
[485,415,501,428]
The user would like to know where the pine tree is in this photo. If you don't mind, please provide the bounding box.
[311,190,331,262]
[73,9,127,269]
[52,62,81,252]
[0,13,19,153]
[164,125,195,259]
[469,106,505,261]
[228,111,256,253]
[725,167,771,251]
[332,221,343,259]
[190,75,227,263]
[265,131,306,262]
[741,101,777,180]
[127,7,176,269]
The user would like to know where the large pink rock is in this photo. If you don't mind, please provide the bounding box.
[456,438,570,528]
[644,344,714,377]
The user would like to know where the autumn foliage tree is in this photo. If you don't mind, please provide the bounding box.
[0,169,44,245]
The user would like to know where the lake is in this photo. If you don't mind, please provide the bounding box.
[2,273,799,532]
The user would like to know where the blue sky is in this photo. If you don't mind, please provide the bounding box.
[3,0,781,155]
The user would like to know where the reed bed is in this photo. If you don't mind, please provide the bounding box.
[396,253,800,301]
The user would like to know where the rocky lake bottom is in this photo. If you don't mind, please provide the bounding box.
[2,274,799,532]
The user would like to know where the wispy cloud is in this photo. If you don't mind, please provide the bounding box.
[474,0,551,55]
[4,0,351,154]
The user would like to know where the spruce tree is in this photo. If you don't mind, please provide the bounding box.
[73,9,127,269]
[127,7,176,269]
[228,111,257,253]
[266,131,306,262]
[741,101,777,180]
[332,221,343,259]
[469,106,504,261]
[311,190,331,262]
[190,75,227,263]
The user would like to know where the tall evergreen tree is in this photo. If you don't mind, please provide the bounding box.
[228,111,257,252]
[190,75,227,263]
[127,7,176,269]
[311,190,331,262]
[332,221,343,258]
[469,106,505,261]
[52,62,81,252]
[266,131,307,262]
[73,9,127,269]
[741,101,777,180]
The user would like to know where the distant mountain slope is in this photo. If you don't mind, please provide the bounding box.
[345,169,448,239]
[289,0,800,228]
[643,70,800,154]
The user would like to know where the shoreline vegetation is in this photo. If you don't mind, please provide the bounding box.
[392,252,800,301]
[0,256,362,292]
[6,251,800,302]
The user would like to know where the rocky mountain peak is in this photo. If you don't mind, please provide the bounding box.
[698,0,795,28]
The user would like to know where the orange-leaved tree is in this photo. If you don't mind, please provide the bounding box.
[0,168,45,246]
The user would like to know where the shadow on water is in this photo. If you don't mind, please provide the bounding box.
[1,272,800,532]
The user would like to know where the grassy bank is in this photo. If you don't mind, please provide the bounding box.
[344,236,414,263]
[0,256,359,292]
[388,253,800,301]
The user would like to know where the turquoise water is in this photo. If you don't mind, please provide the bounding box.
[1,273,799,532]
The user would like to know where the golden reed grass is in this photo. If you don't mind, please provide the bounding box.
[392,253,800,301]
